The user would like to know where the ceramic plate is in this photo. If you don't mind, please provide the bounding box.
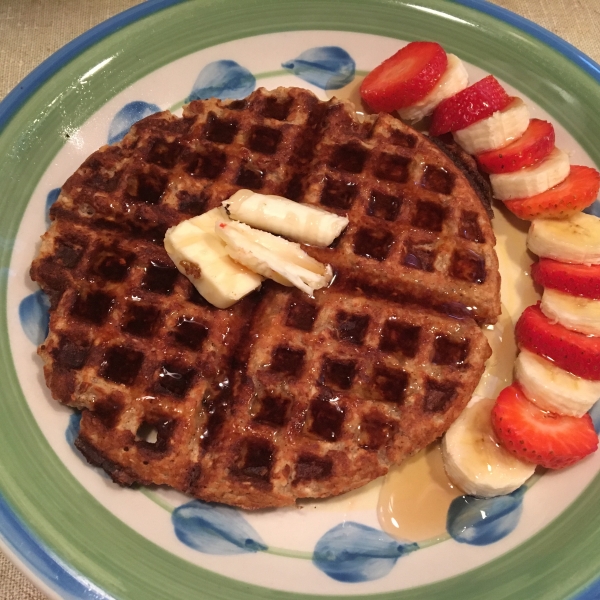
[2,1,600,598]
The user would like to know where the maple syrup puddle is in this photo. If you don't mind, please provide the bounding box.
[378,442,461,543]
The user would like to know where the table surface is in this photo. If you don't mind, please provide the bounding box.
[1,0,599,598]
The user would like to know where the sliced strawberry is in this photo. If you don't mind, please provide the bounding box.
[491,384,598,469]
[360,42,447,112]
[429,76,511,136]
[532,258,600,300]
[504,165,600,220]
[476,119,555,174]
[515,303,600,380]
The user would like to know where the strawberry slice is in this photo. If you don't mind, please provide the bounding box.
[491,384,598,469]
[360,42,447,112]
[532,258,600,300]
[476,119,555,174]
[504,165,600,220]
[429,76,511,136]
[515,303,600,380]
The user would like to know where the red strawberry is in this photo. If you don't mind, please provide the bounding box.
[532,258,600,300]
[503,165,600,220]
[491,384,598,469]
[360,42,448,112]
[429,75,511,136]
[515,304,600,380]
[476,119,555,174]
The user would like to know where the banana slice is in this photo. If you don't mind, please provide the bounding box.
[442,397,536,497]
[214,218,333,295]
[453,97,530,155]
[527,212,600,265]
[223,189,348,247]
[515,349,600,417]
[540,288,600,336]
[164,208,263,309]
[397,54,468,122]
[490,147,570,201]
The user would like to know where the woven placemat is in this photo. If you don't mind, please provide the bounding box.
[0,0,598,598]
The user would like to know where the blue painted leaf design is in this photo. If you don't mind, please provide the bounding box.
[584,201,600,217]
[313,522,417,582]
[108,101,161,144]
[188,60,256,102]
[447,487,525,545]
[66,412,82,447]
[45,188,60,224]
[589,400,600,433]
[282,46,355,90]
[19,290,50,345]
[172,500,267,555]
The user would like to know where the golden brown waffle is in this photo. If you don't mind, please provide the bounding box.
[31,87,499,509]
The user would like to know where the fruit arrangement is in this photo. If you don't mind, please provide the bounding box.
[361,41,600,496]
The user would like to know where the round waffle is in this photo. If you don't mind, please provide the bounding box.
[31,87,499,509]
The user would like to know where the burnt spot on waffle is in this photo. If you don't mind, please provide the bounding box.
[31,87,499,510]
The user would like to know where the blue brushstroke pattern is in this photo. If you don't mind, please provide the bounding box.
[312,522,417,582]
[584,201,600,217]
[19,289,50,345]
[108,101,161,144]
[45,188,60,224]
[66,412,82,448]
[588,400,600,433]
[188,60,255,102]
[447,487,525,545]
[172,500,267,555]
[282,46,355,90]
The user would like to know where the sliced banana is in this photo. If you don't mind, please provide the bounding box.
[515,349,600,417]
[214,218,333,295]
[490,147,570,201]
[453,97,530,155]
[540,288,600,336]
[442,397,536,498]
[398,54,468,122]
[223,189,348,247]
[527,212,600,265]
[164,208,263,309]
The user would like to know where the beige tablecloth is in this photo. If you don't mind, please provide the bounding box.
[0,1,599,598]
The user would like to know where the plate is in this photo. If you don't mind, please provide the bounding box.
[2,1,600,599]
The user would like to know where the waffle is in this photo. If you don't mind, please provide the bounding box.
[31,87,499,509]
